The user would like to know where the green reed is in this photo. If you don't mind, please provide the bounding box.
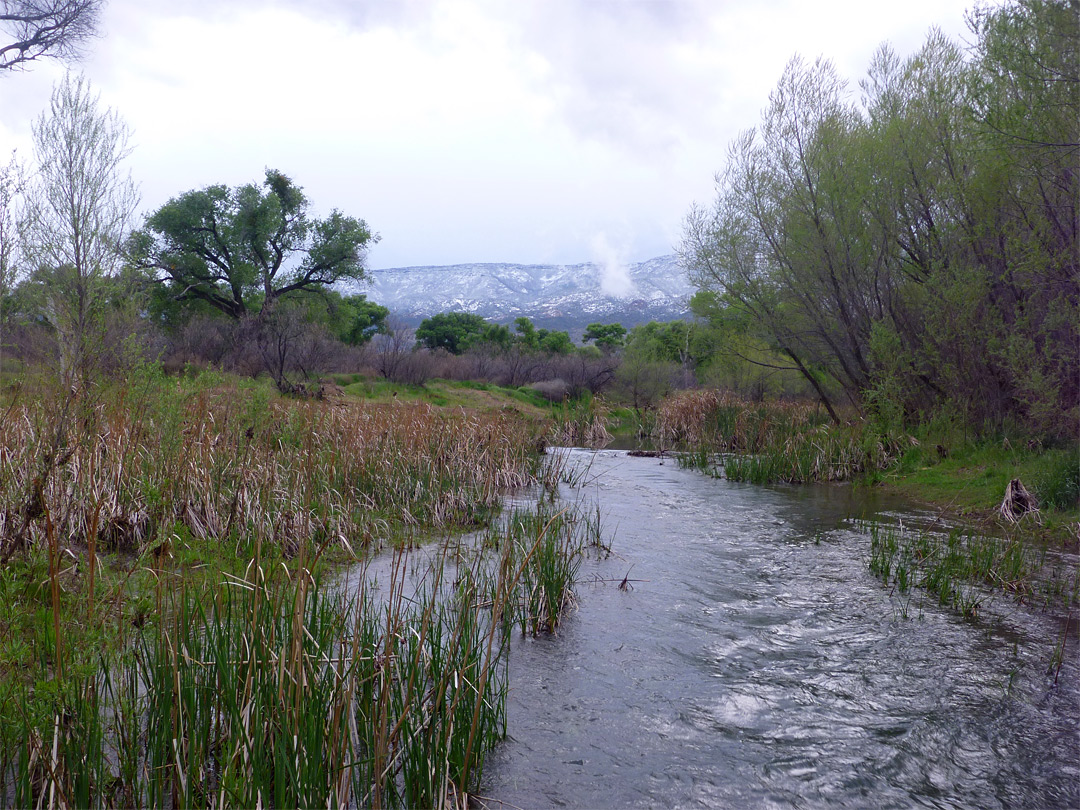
[0,490,600,808]
[1,548,516,808]
[868,521,1079,622]
[480,504,599,637]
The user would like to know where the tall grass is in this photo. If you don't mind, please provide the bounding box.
[549,396,611,449]
[0,554,503,807]
[0,367,547,566]
[0,366,570,807]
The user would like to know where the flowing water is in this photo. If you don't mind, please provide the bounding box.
[475,449,1079,809]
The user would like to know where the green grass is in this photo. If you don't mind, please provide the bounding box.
[879,439,1079,533]
[340,377,554,417]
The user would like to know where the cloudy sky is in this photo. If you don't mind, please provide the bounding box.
[0,0,978,270]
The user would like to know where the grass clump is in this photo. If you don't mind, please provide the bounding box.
[868,521,1079,622]
[549,396,611,449]
[480,506,599,636]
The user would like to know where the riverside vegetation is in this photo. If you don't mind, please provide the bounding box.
[0,367,604,807]
[0,371,1074,806]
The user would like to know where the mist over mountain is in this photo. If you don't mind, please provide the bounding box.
[359,254,695,332]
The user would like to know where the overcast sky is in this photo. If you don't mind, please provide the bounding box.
[0,0,979,270]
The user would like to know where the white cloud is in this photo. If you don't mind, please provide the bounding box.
[0,0,978,268]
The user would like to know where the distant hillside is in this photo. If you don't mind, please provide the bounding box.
[356,254,695,331]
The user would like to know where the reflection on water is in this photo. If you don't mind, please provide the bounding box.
[479,449,1079,809]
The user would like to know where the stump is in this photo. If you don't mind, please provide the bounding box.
[999,478,1040,523]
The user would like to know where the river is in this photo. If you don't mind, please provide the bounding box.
[474,448,1079,809]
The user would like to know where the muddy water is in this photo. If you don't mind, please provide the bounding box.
[479,449,1079,809]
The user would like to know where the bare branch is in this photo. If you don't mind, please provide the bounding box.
[0,0,102,71]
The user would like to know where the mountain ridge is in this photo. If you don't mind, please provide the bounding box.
[357,254,695,331]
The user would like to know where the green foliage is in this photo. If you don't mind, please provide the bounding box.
[625,320,700,366]
[513,316,537,348]
[479,322,514,352]
[415,312,489,354]
[130,169,378,321]
[331,292,389,345]
[415,313,576,357]
[582,322,626,351]
[682,3,1078,440]
[537,328,573,355]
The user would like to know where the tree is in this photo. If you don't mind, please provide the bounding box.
[684,8,1077,439]
[1,0,103,71]
[582,322,627,352]
[536,328,574,355]
[21,72,138,386]
[334,293,389,346]
[129,169,377,320]
[513,316,538,349]
[414,312,488,354]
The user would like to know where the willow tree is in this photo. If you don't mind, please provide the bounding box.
[681,56,870,421]
[964,0,1079,438]
[684,2,1078,440]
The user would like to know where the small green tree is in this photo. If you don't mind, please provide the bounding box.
[582,322,627,352]
[513,316,538,349]
[537,329,574,355]
[334,293,389,346]
[414,312,488,354]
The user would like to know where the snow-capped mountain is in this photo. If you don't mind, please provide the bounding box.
[359,254,695,330]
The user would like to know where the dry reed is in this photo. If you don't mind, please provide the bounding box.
[654,389,905,483]
[0,373,546,564]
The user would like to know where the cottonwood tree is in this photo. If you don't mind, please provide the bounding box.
[0,0,103,71]
[21,72,138,387]
[129,170,378,321]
